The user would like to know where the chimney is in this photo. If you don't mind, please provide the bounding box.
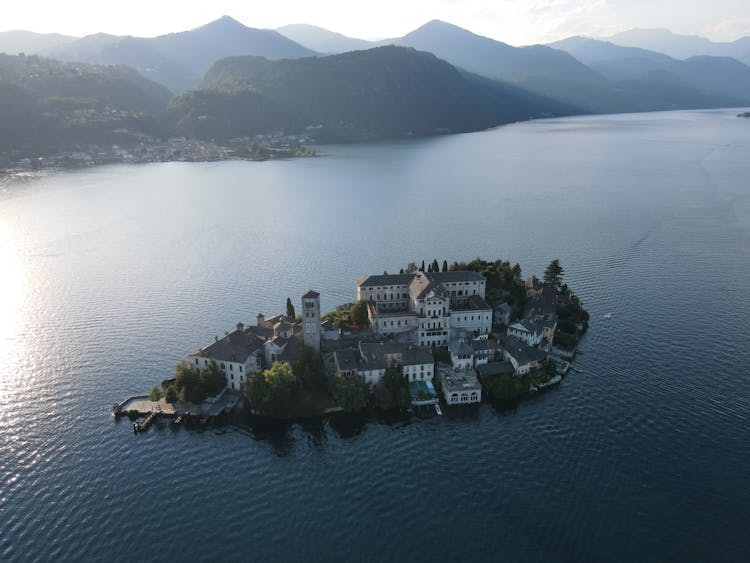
[237,322,244,332]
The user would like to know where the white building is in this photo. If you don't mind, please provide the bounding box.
[187,322,264,392]
[507,319,545,347]
[333,341,435,386]
[357,270,492,347]
[437,364,482,405]
[502,336,548,375]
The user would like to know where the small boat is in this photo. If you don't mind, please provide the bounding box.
[603,313,612,320]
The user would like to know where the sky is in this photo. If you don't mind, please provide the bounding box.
[3,0,750,45]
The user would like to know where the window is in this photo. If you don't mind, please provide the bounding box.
[230,364,233,370]
[194,358,198,365]
[239,366,243,372]
[221,363,225,369]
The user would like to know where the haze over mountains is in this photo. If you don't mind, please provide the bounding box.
[1,15,749,162]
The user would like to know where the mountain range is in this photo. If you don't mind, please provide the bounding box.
[1,16,749,160]
[169,46,574,142]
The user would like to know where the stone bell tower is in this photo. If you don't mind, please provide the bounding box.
[301,290,321,352]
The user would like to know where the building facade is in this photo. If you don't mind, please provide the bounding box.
[357,270,492,347]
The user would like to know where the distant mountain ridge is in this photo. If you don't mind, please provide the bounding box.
[394,20,603,85]
[276,24,373,53]
[170,45,575,142]
[0,30,77,55]
[43,16,316,93]
[549,36,750,104]
[605,28,750,65]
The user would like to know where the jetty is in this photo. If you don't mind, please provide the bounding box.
[113,389,243,433]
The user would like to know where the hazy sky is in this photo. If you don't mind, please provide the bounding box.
[4,0,750,45]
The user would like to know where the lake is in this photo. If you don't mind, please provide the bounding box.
[1,109,749,562]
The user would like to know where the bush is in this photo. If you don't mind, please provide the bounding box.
[164,385,178,404]
[149,385,163,401]
[330,372,369,412]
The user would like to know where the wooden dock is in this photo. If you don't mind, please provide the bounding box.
[113,389,244,434]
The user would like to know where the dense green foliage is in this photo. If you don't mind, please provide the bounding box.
[382,368,411,410]
[480,363,557,401]
[293,347,325,389]
[247,362,299,417]
[330,372,369,412]
[149,385,163,401]
[200,358,227,397]
[449,257,525,307]
[543,259,565,290]
[173,359,225,403]
[349,300,370,327]
[164,385,178,404]
[286,298,296,320]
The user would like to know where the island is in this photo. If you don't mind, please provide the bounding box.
[738,112,750,118]
[113,258,589,429]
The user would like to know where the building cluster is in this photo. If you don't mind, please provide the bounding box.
[185,269,565,408]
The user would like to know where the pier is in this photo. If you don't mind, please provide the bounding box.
[113,390,243,433]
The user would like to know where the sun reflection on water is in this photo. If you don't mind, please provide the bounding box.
[0,223,24,393]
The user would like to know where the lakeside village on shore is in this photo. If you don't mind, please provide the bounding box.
[1,131,315,177]
[114,258,589,430]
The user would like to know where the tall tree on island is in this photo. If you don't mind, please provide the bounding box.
[286,297,296,320]
[442,260,448,272]
[543,259,565,290]
[431,259,439,272]
[420,260,425,272]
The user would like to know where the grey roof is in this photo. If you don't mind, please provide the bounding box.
[502,336,548,365]
[438,369,481,392]
[449,339,474,356]
[452,294,492,311]
[358,341,434,369]
[429,271,485,283]
[410,272,449,301]
[192,329,263,363]
[357,274,415,288]
[302,290,320,299]
[334,349,359,372]
[471,339,492,352]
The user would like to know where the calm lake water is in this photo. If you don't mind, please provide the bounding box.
[1,109,749,562]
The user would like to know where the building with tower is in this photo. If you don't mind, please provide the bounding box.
[302,290,321,352]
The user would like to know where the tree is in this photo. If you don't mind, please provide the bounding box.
[330,372,369,412]
[350,299,370,327]
[543,259,564,289]
[511,263,522,279]
[405,262,418,273]
[175,360,205,403]
[200,358,226,397]
[442,260,448,272]
[420,260,425,271]
[431,259,439,272]
[294,346,324,389]
[149,385,163,402]
[164,385,178,404]
[286,297,296,320]
[248,362,298,417]
[383,368,410,409]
